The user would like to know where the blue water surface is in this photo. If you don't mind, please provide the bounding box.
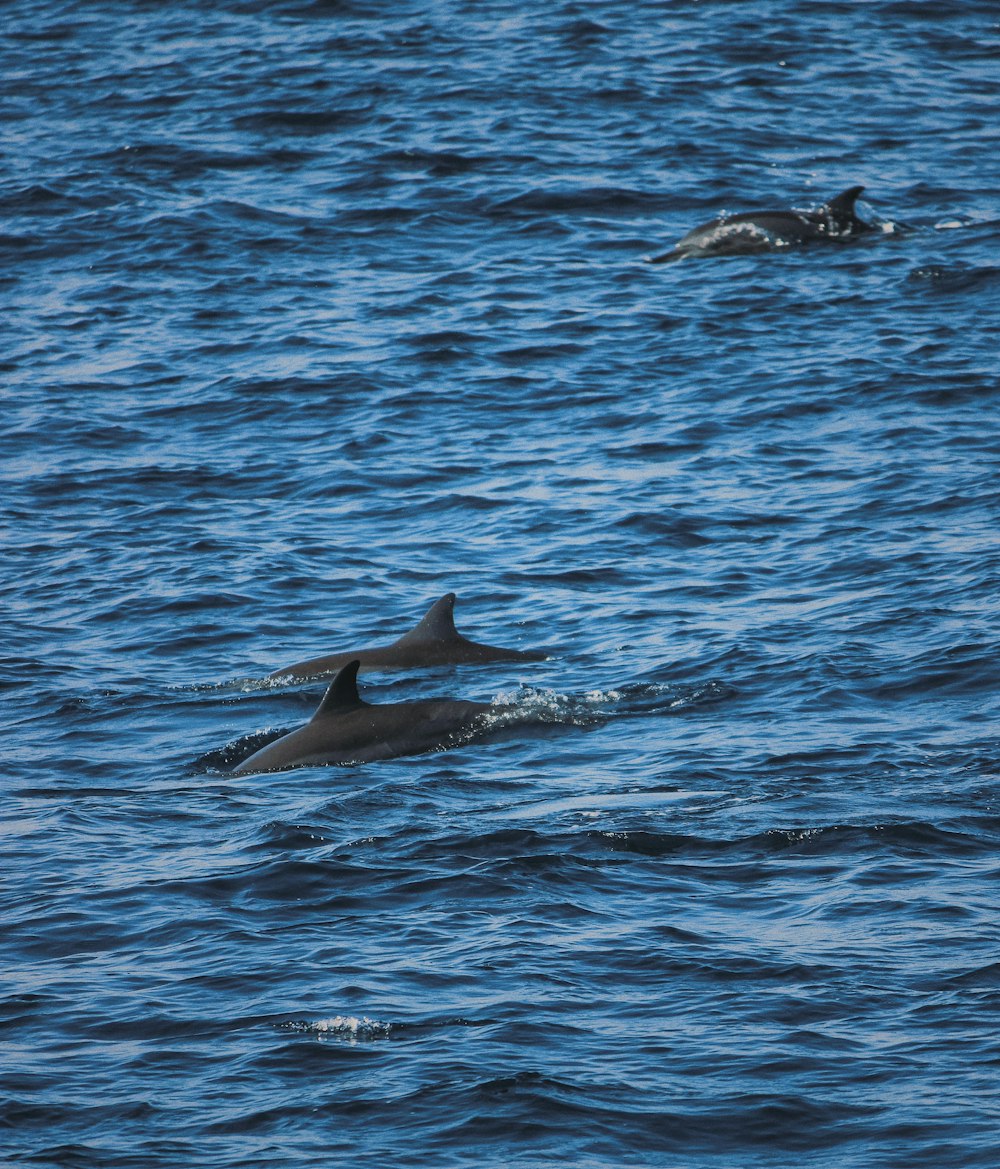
[3,1,999,1166]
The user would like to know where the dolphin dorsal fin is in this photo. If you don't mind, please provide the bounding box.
[824,186,865,218]
[395,593,461,645]
[314,660,364,716]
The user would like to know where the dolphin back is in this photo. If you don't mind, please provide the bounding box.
[268,592,546,678]
[651,185,873,262]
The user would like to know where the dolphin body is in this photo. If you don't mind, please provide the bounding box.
[650,186,872,263]
[233,660,501,774]
[269,592,546,680]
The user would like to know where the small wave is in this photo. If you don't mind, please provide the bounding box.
[504,789,726,821]
[612,679,737,715]
[246,820,337,851]
[906,263,1000,295]
[233,104,375,134]
[280,1015,392,1041]
[375,147,495,177]
[488,185,669,217]
[595,819,998,860]
[615,510,713,547]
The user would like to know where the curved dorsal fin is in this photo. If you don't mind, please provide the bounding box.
[395,593,461,645]
[313,660,364,717]
[824,186,865,218]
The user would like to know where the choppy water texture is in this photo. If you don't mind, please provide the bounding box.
[3,1,999,1166]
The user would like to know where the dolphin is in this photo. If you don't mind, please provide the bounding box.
[268,592,546,680]
[650,186,872,262]
[233,660,503,773]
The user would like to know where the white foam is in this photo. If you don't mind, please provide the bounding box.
[308,1015,391,1040]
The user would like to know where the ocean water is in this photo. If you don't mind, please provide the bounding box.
[3,1,999,1166]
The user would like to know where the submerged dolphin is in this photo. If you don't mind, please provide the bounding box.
[233,660,502,773]
[650,186,872,262]
[269,592,546,680]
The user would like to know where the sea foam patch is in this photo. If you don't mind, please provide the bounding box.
[281,1015,392,1041]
